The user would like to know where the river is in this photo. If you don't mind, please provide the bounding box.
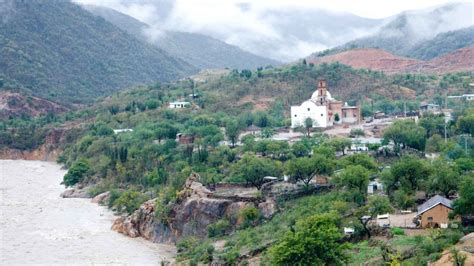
[0,160,175,265]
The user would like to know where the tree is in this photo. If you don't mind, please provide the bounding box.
[230,154,281,189]
[367,195,394,216]
[452,175,474,216]
[457,113,474,137]
[63,159,90,187]
[383,120,426,151]
[328,137,352,155]
[338,165,370,204]
[390,156,432,192]
[428,160,459,197]
[268,213,348,265]
[304,117,313,137]
[260,127,275,139]
[339,153,378,172]
[419,114,445,138]
[285,155,334,185]
[225,119,240,147]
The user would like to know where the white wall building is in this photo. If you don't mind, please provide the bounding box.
[169,101,190,109]
[291,80,360,128]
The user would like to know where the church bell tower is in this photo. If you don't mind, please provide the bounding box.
[317,80,328,105]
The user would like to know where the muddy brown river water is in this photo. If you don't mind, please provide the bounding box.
[0,160,175,265]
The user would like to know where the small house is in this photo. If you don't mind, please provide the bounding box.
[244,125,261,135]
[420,103,440,114]
[344,227,355,236]
[377,213,390,227]
[169,101,191,109]
[415,195,459,228]
[367,180,384,194]
[113,128,133,134]
[176,133,195,144]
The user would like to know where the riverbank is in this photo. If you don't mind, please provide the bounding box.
[0,160,175,265]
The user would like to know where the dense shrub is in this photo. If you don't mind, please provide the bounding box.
[207,219,231,238]
[238,206,261,229]
[112,190,148,214]
[63,159,90,187]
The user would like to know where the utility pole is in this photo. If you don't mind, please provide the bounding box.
[444,122,447,144]
[404,101,407,117]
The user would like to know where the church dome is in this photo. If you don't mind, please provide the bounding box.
[311,90,333,101]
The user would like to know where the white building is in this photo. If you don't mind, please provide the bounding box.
[291,80,360,128]
[113,129,133,134]
[169,101,191,109]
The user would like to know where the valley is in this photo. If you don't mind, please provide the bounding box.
[0,1,473,265]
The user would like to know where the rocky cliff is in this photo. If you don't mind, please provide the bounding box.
[112,173,278,244]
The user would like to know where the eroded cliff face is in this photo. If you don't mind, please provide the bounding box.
[112,173,277,244]
[0,127,73,161]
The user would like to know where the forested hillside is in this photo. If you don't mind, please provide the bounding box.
[315,3,474,60]
[85,5,279,70]
[407,26,474,60]
[0,1,196,104]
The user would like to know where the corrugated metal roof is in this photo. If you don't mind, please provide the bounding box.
[417,195,452,216]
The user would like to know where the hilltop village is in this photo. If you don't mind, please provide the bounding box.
[2,69,467,265]
[1,62,473,264]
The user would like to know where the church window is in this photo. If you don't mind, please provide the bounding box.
[321,114,323,116]
[307,108,310,111]
[294,114,297,117]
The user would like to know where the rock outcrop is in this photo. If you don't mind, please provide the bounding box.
[112,173,278,244]
[60,185,89,198]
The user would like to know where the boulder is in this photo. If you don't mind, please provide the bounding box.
[112,199,156,239]
[91,191,110,204]
[60,187,89,198]
[258,198,277,219]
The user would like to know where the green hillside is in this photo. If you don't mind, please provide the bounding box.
[407,26,474,60]
[0,1,196,104]
[84,5,280,70]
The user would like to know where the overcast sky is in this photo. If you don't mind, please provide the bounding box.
[75,0,470,20]
[74,0,473,61]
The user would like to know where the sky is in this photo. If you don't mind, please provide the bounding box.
[74,0,469,20]
[73,0,474,61]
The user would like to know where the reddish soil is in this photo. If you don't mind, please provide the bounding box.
[309,46,474,74]
[0,91,69,119]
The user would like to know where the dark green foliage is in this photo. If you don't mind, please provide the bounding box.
[207,219,231,237]
[238,206,261,229]
[408,26,474,60]
[384,120,426,151]
[268,213,348,265]
[285,154,334,185]
[63,159,90,187]
[176,237,214,264]
[452,175,474,216]
[112,190,148,214]
[388,156,432,192]
[229,153,282,189]
[391,227,405,236]
[0,1,195,104]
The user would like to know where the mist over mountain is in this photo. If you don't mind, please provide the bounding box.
[74,0,387,61]
[84,5,279,70]
[73,1,473,62]
[0,0,195,104]
[327,2,474,59]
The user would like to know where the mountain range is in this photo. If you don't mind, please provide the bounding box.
[319,3,474,60]
[73,1,473,61]
[84,5,280,70]
[0,0,195,104]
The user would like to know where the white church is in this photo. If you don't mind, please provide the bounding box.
[291,80,360,128]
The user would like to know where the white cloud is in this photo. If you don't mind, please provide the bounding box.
[73,0,472,61]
